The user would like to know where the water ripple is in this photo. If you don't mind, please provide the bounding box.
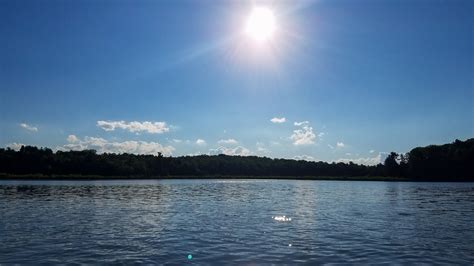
[0,180,473,264]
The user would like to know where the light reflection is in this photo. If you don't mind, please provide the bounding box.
[272,215,292,222]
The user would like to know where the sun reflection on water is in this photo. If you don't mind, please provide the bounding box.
[272,215,292,222]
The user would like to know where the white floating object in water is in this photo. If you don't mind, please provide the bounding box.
[289,243,292,247]
[272,215,291,222]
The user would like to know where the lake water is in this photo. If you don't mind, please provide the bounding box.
[0,179,473,264]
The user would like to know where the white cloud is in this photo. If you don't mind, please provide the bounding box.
[328,144,335,149]
[369,149,375,153]
[20,123,38,132]
[97,120,169,134]
[336,142,345,148]
[7,143,26,151]
[290,121,316,145]
[293,155,316,161]
[171,139,182,143]
[67,135,79,143]
[209,146,251,156]
[59,136,175,155]
[196,139,206,146]
[270,117,286,123]
[335,152,387,166]
[218,138,238,145]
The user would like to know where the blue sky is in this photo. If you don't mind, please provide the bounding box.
[1,0,472,164]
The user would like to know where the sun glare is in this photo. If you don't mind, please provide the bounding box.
[244,6,276,43]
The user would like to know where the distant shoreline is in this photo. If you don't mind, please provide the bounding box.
[2,139,472,182]
[2,173,471,182]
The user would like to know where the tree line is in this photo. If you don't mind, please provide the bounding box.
[0,138,472,181]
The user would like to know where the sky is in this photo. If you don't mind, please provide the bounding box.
[1,0,473,165]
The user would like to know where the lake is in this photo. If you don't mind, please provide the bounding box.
[0,179,473,264]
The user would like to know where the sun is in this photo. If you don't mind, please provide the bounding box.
[244,6,277,43]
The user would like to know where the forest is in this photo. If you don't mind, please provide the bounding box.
[0,138,472,181]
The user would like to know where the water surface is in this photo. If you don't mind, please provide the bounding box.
[1,179,473,264]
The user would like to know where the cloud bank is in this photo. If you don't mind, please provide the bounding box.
[97,120,169,134]
[293,155,316,162]
[7,143,27,151]
[335,153,388,166]
[60,135,175,155]
[209,146,251,156]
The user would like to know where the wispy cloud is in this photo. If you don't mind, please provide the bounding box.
[20,123,38,132]
[218,138,238,145]
[270,117,286,123]
[256,142,270,154]
[97,120,169,134]
[293,121,309,126]
[336,142,345,148]
[60,135,175,155]
[369,149,375,153]
[196,139,206,146]
[290,121,316,145]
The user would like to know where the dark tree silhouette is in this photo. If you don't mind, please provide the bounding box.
[0,138,472,181]
[384,152,400,177]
